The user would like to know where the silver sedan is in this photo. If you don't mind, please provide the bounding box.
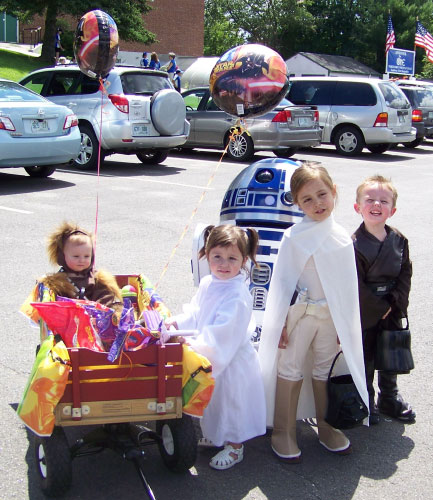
[0,78,80,177]
[180,87,322,161]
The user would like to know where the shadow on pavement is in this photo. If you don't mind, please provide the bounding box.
[0,172,74,196]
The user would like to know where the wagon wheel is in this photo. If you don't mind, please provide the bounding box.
[34,426,72,497]
[156,415,197,472]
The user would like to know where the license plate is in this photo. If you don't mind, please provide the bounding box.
[132,125,149,136]
[398,114,406,123]
[298,117,311,127]
[31,119,49,132]
[429,111,433,118]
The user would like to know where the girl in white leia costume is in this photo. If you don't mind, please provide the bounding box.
[258,163,368,462]
[166,225,266,470]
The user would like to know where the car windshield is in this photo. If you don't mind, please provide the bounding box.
[0,81,45,102]
[378,82,410,109]
[120,73,173,95]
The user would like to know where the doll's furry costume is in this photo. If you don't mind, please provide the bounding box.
[39,222,123,313]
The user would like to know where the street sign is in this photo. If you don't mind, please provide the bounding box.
[386,48,415,76]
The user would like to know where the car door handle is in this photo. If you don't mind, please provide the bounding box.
[67,102,77,107]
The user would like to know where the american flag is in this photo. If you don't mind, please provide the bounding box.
[415,20,433,63]
[385,15,395,54]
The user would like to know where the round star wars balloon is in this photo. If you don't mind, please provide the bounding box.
[209,44,289,118]
[74,10,119,79]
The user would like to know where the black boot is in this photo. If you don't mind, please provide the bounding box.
[365,358,379,425]
[377,371,416,422]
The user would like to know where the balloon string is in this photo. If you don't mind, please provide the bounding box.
[154,123,246,290]
[93,78,106,268]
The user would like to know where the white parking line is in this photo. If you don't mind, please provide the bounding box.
[0,206,33,214]
[55,169,213,190]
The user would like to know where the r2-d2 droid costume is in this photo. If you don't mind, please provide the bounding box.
[192,157,304,343]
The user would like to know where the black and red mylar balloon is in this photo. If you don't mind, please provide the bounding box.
[209,44,289,118]
[74,10,119,79]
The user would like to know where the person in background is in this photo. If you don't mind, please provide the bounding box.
[148,51,160,70]
[166,52,177,80]
[173,69,182,92]
[353,175,415,425]
[54,28,64,65]
[140,52,149,68]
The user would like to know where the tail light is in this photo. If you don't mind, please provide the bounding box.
[108,94,129,113]
[272,110,293,123]
[314,110,319,122]
[373,112,388,127]
[412,109,423,122]
[0,116,16,131]
[63,114,78,129]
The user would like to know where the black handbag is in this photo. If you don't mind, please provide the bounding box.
[325,351,369,429]
[375,317,414,374]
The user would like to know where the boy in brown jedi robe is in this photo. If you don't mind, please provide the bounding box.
[40,222,123,316]
[353,175,415,424]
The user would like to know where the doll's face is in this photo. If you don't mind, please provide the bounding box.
[63,237,92,272]
[208,244,246,280]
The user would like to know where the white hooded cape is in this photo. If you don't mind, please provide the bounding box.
[258,214,369,426]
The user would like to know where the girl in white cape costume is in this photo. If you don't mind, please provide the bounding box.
[258,212,369,457]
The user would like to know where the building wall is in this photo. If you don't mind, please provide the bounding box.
[21,0,204,57]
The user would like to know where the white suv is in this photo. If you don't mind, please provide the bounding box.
[20,65,190,169]
[287,76,416,155]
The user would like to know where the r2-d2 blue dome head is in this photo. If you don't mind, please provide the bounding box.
[220,157,304,227]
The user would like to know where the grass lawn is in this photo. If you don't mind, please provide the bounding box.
[0,49,47,82]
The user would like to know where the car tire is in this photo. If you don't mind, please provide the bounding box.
[334,126,365,156]
[273,147,297,158]
[366,144,389,154]
[74,124,100,170]
[402,137,424,148]
[24,166,57,177]
[226,132,254,161]
[136,150,169,164]
[151,89,186,136]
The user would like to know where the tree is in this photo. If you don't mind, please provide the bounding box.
[0,0,156,63]
[204,0,245,56]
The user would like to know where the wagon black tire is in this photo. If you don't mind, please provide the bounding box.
[74,124,100,170]
[34,426,72,497]
[226,132,254,161]
[273,147,297,158]
[402,137,424,148]
[156,415,197,472]
[367,143,389,154]
[334,126,365,156]
[136,150,169,164]
[24,166,57,177]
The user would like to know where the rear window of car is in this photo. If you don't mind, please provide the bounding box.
[333,82,376,106]
[403,88,433,108]
[378,82,410,109]
[0,81,45,102]
[120,73,173,95]
[288,81,335,105]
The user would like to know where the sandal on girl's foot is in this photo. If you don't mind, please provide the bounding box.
[209,444,244,470]
[198,437,216,447]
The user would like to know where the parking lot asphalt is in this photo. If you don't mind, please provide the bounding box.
[1,143,432,499]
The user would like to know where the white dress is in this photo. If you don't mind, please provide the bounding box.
[173,273,266,446]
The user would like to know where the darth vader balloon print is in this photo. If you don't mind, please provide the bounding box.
[74,10,119,79]
[209,44,289,118]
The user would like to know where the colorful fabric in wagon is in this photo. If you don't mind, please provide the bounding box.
[17,335,70,437]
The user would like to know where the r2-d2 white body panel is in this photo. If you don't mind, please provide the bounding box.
[192,157,304,343]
